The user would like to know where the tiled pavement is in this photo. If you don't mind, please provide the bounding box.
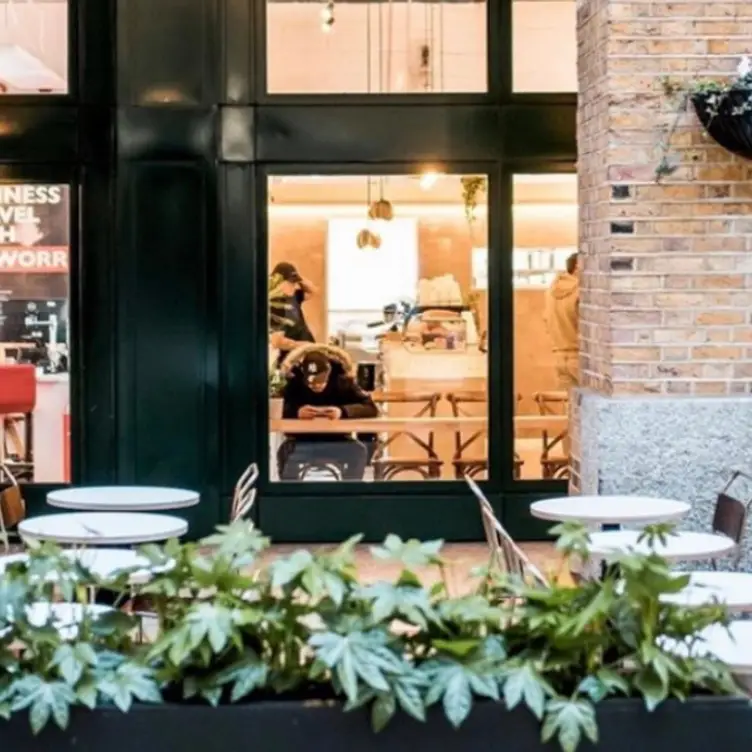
[260,541,566,594]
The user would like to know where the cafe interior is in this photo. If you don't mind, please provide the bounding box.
[267,172,577,484]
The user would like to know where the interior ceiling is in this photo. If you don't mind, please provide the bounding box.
[269,174,577,205]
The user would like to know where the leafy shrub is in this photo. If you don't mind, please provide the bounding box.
[0,522,740,751]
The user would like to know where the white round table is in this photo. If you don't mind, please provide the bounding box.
[0,548,172,584]
[18,512,188,546]
[664,621,752,675]
[47,486,199,512]
[662,571,752,611]
[586,530,736,563]
[3,603,114,640]
[530,495,691,526]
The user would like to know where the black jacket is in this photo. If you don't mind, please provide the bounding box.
[282,362,378,441]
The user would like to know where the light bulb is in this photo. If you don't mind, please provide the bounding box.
[420,171,441,190]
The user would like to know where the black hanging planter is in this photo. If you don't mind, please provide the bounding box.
[692,89,752,160]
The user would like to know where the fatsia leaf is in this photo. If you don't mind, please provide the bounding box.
[422,661,494,728]
[51,643,97,686]
[371,693,396,732]
[10,677,75,734]
[97,663,161,712]
[577,670,628,703]
[370,535,443,567]
[270,551,314,590]
[541,699,598,752]
[214,655,269,702]
[502,664,547,720]
[634,669,668,712]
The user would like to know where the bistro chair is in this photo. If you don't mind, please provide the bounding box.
[370,391,443,480]
[447,390,487,480]
[533,391,570,480]
[710,470,752,570]
[230,462,259,523]
[0,462,26,553]
[465,474,548,587]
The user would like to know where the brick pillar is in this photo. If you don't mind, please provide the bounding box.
[574,0,752,555]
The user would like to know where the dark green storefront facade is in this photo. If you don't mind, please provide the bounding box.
[1,0,575,542]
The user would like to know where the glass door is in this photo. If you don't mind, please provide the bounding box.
[259,167,496,541]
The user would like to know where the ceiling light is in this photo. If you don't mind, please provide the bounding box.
[419,171,442,190]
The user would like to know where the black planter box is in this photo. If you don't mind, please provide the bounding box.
[692,90,752,160]
[1,698,752,752]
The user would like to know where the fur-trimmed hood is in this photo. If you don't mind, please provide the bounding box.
[279,343,355,378]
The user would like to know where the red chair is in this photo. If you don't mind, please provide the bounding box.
[0,365,36,479]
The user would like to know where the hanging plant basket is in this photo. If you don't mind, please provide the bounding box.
[691,89,752,160]
[368,199,394,221]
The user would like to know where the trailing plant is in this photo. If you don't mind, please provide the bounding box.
[460,176,487,223]
[0,523,741,752]
[656,56,752,181]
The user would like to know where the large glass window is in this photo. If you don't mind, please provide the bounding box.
[512,174,577,481]
[0,0,68,94]
[513,0,575,92]
[0,184,71,484]
[267,173,489,483]
[266,0,487,94]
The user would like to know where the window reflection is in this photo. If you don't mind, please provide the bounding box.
[512,174,577,481]
[0,0,68,94]
[266,0,487,94]
[268,174,489,483]
[0,184,71,484]
[513,0,576,92]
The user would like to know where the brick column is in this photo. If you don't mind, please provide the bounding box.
[574,0,752,552]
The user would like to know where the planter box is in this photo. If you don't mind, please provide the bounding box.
[2,697,751,752]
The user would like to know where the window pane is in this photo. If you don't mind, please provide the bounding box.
[513,0,575,92]
[0,184,71,483]
[0,0,68,94]
[266,1,487,94]
[268,173,489,483]
[512,174,576,481]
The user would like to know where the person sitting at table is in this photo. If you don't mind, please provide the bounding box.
[277,344,379,481]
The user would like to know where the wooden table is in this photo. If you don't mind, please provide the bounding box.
[270,415,568,434]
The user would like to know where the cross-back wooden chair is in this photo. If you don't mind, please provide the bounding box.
[465,474,548,587]
[533,391,570,479]
[230,462,259,522]
[370,391,443,480]
[447,390,488,480]
[0,463,26,553]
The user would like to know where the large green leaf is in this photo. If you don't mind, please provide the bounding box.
[51,643,97,686]
[213,654,269,702]
[370,535,443,567]
[10,677,75,734]
[502,664,548,720]
[541,699,598,752]
[96,662,161,712]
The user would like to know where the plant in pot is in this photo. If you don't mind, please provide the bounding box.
[656,55,752,180]
[0,523,748,752]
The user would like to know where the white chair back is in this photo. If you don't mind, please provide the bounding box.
[231,463,259,522]
[465,474,548,587]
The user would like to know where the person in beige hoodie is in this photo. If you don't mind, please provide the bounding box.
[544,253,580,388]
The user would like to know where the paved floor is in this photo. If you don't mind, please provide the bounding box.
[261,541,565,595]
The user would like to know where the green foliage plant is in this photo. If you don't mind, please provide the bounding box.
[0,522,741,752]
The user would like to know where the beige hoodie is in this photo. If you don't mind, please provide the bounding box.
[544,272,579,352]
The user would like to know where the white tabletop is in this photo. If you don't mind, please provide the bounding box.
[530,495,691,525]
[663,571,752,611]
[19,512,188,546]
[3,603,114,640]
[47,486,199,512]
[587,530,735,563]
[0,548,170,584]
[665,621,752,675]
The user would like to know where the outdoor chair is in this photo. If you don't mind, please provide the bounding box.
[710,470,752,570]
[230,462,259,523]
[465,474,548,587]
[0,463,26,553]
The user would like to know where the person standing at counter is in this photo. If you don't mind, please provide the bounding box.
[544,253,580,388]
[269,262,316,366]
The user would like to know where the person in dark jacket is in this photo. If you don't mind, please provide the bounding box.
[277,344,379,481]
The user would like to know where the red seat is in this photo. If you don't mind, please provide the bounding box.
[0,365,36,415]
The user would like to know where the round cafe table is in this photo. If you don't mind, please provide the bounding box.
[2,603,114,640]
[47,486,199,512]
[662,571,752,612]
[586,530,735,564]
[0,548,171,584]
[664,621,752,676]
[18,512,188,547]
[530,495,691,526]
